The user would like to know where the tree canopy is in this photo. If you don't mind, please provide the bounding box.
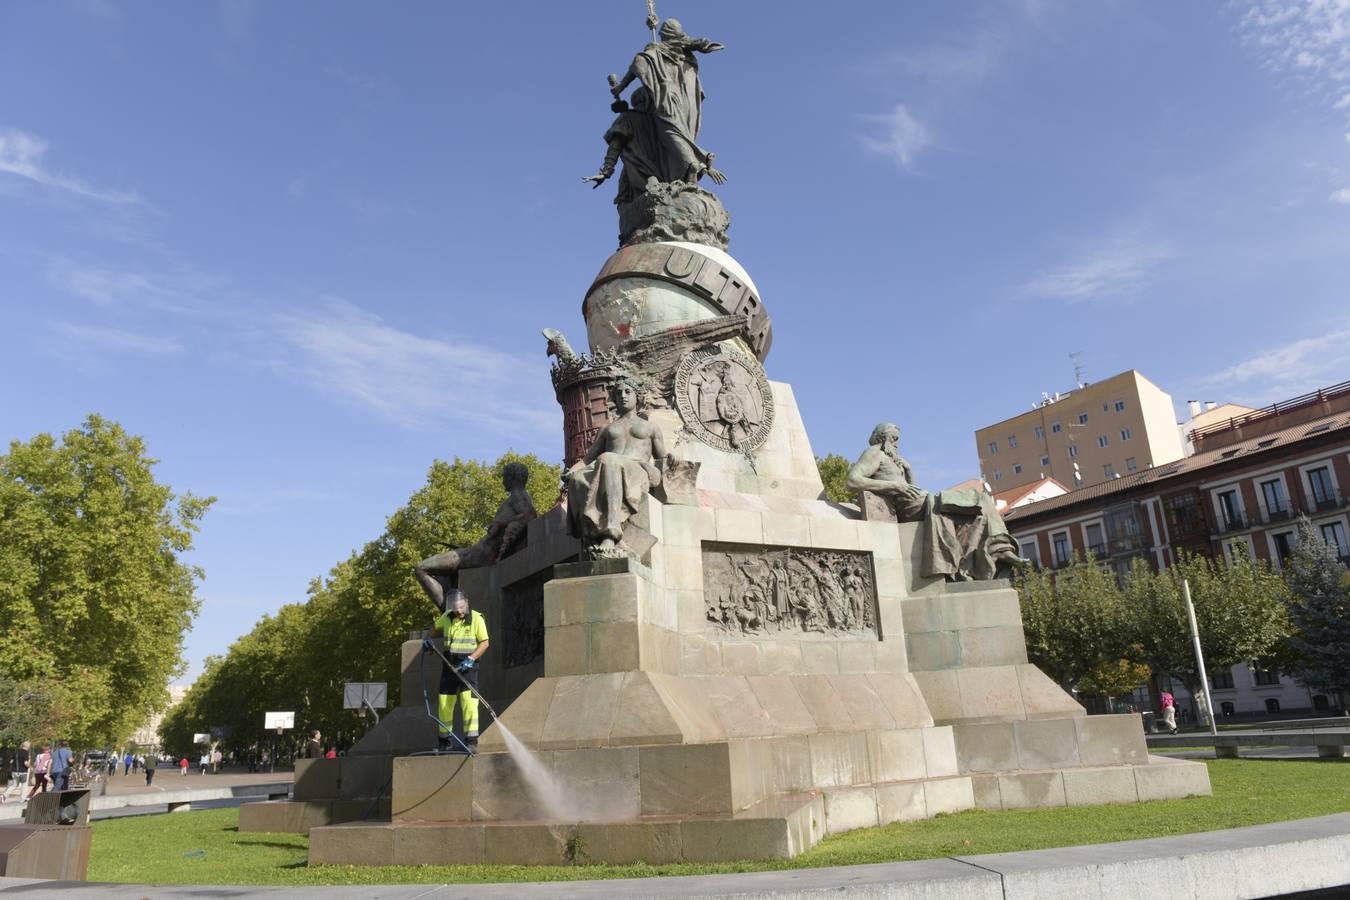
[815,454,852,504]
[1283,517,1350,703]
[0,415,213,747]
[161,452,558,757]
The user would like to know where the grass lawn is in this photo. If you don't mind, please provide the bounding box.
[88,758,1350,886]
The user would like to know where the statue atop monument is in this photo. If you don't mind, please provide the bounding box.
[848,423,1025,581]
[584,4,731,250]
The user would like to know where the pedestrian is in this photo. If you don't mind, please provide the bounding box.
[123,752,133,776]
[48,741,73,792]
[427,588,490,753]
[2,741,30,803]
[144,753,157,785]
[212,748,222,773]
[306,731,322,759]
[179,756,188,777]
[26,745,50,800]
[1160,689,1178,734]
[324,748,337,759]
[198,752,209,775]
[247,749,256,773]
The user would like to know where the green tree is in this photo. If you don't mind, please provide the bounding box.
[0,415,213,747]
[1283,517,1350,708]
[1128,548,1290,719]
[815,454,852,503]
[1015,556,1132,691]
[0,674,75,748]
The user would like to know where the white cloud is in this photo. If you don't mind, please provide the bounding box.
[1332,187,1350,203]
[1196,327,1350,398]
[47,259,219,314]
[0,129,141,205]
[1238,3,1350,109]
[1021,239,1176,301]
[54,322,183,355]
[861,104,934,171]
[897,35,1002,82]
[273,301,557,434]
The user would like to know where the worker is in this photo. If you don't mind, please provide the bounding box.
[428,589,489,752]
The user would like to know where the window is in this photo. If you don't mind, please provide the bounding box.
[992,469,1002,481]
[1211,670,1235,690]
[1052,532,1071,566]
[1114,400,1126,412]
[1265,698,1281,713]
[1220,701,1235,717]
[1260,479,1287,519]
[1271,531,1295,565]
[1068,445,1079,458]
[1165,493,1205,536]
[1007,435,1018,449]
[1120,427,1132,441]
[987,441,998,455]
[1103,464,1115,478]
[1084,523,1105,556]
[1051,421,1062,433]
[1105,503,1144,554]
[1320,521,1348,558]
[1097,435,1109,448]
[1013,463,1023,475]
[1126,457,1137,472]
[1253,666,1280,686]
[1034,425,1045,440]
[1308,466,1335,506]
[1040,455,1051,466]
[1077,413,1089,425]
[1217,489,1243,531]
[1020,540,1040,566]
[1102,403,1109,412]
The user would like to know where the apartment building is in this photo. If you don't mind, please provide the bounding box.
[1003,379,1350,717]
[974,370,1185,493]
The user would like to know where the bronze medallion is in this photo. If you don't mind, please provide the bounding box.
[673,345,775,452]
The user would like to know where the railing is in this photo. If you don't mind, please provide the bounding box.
[1087,543,1106,557]
[1217,513,1248,534]
[1052,556,1073,570]
[1310,492,1347,513]
[1188,379,1350,442]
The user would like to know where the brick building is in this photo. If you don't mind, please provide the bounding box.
[1003,380,1350,718]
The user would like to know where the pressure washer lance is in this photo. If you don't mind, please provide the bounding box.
[419,598,501,722]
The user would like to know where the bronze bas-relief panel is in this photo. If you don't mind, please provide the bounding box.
[702,543,878,638]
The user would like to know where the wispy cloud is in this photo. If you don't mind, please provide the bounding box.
[895,33,1002,82]
[54,322,184,355]
[47,259,222,314]
[273,301,557,434]
[1022,238,1176,301]
[1195,326,1350,399]
[0,129,142,205]
[1237,2,1350,203]
[1332,187,1350,204]
[861,104,934,171]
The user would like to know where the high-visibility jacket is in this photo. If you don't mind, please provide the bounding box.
[435,608,488,658]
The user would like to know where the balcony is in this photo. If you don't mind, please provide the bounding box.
[1052,556,1073,570]
[1087,543,1106,558]
[1216,513,1248,534]
[1310,492,1347,513]
[1260,504,1294,525]
[1109,535,1147,556]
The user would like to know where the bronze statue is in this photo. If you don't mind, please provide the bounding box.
[566,377,669,557]
[848,423,1024,581]
[414,462,538,608]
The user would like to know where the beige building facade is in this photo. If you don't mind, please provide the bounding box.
[975,370,1185,493]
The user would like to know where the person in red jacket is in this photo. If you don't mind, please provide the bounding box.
[178,757,189,776]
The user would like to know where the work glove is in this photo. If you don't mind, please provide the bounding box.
[456,658,476,672]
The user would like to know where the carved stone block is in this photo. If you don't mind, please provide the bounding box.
[857,490,897,523]
[702,543,877,638]
[655,459,701,506]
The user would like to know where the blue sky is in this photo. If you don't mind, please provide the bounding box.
[4,1,1350,684]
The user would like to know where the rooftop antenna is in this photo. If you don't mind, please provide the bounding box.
[1069,351,1085,388]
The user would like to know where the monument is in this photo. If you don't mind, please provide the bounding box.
[240,5,1210,865]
